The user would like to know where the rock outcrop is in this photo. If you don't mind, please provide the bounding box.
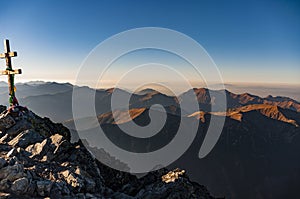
[0,105,216,199]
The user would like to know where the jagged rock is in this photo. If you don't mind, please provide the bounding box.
[0,192,10,199]
[49,134,71,157]
[6,119,32,138]
[6,148,17,157]
[25,138,49,158]
[8,129,43,148]
[0,134,8,144]
[60,169,89,193]
[161,168,185,183]
[0,106,6,113]
[27,112,71,142]
[10,177,29,194]
[25,134,71,162]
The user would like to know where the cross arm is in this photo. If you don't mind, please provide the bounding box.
[0,69,22,75]
[0,52,17,59]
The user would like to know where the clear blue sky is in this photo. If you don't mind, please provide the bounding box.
[0,0,299,86]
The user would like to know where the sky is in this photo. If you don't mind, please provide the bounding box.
[0,0,299,88]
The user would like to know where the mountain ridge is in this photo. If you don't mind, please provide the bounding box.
[4,82,297,122]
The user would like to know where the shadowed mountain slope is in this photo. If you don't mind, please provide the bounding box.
[65,103,300,198]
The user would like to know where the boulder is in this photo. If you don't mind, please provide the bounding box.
[0,112,15,129]
[0,179,10,191]
[10,177,29,194]
[0,158,6,169]
[0,164,26,182]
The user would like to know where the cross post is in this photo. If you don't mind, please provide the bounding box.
[0,39,22,106]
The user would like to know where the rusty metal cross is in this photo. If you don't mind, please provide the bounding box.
[0,39,22,106]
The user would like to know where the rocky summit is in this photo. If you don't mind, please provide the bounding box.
[0,105,215,199]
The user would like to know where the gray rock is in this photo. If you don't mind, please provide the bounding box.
[76,193,85,199]
[85,193,96,198]
[10,177,29,194]
[8,129,44,148]
[0,179,10,191]
[84,177,96,192]
[74,168,96,192]
[36,180,53,196]
[6,119,32,137]
[0,112,15,129]
[55,181,71,195]
[111,192,134,199]
[0,157,6,169]
[26,181,36,195]
[0,164,26,181]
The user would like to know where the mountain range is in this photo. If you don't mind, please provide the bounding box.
[0,81,299,198]
[0,81,297,123]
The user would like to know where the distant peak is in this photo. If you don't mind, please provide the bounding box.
[135,88,160,95]
[264,95,296,102]
[105,87,115,93]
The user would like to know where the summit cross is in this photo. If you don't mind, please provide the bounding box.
[0,39,22,106]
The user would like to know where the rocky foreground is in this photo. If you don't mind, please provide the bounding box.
[0,105,216,199]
